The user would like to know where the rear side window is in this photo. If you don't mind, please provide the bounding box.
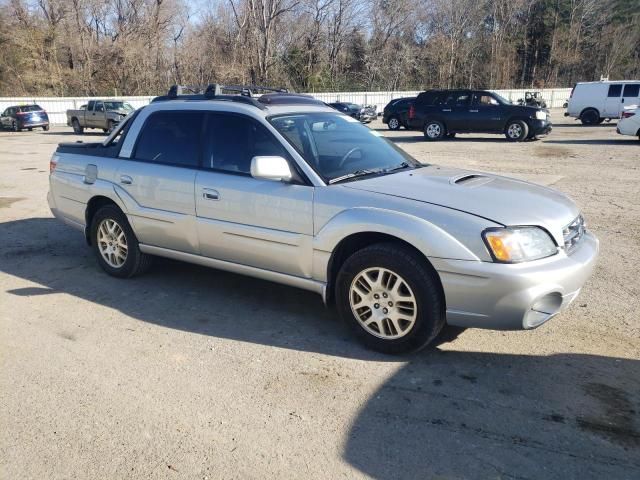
[608,85,623,97]
[623,84,640,97]
[417,92,438,105]
[134,111,203,167]
[203,113,288,174]
[442,92,470,107]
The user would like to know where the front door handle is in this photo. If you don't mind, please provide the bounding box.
[469,109,479,113]
[120,175,133,185]
[442,109,452,112]
[203,188,220,200]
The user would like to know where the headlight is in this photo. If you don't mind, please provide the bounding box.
[483,227,557,263]
[535,110,547,120]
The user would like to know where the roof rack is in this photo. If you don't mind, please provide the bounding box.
[151,84,325,109]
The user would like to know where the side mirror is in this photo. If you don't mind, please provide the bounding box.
[250,156,292,182]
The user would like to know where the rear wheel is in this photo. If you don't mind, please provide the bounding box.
[90,205,152,278]
[387,116,401,130]
[11,120,20,132]
[336,243,445,354]
[580,109,599,125]
[42,125,49,131]
[72,118,83,134]
[424,120,445,141]
[505,120,528,142]
[106,120,115,133]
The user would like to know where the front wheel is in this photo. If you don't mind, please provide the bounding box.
[42,125,49,131]
[336,243,445,354]
[90,205,152,278]
[387,116,401,130]
[424,120,445,141]
[505,120,529,142]
[12,120,20,132]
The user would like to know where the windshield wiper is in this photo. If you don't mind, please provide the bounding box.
[328,168,384,184]
[329,162,415,185]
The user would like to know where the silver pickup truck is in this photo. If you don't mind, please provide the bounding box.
[48,85,598,354]
[66,100,134,134]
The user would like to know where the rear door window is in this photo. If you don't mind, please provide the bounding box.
[133,111,203,167]
[443,92,470,107]
[623,84,640,97]
[608,85,623,97]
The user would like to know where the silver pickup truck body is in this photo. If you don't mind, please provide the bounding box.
[66,100,134,133]
[48,90,598,353]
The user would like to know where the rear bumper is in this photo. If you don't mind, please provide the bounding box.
[19,119,49,128]
[431,231,599,330]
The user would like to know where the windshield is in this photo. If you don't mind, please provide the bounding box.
[104,101,134,111]
[269,112,421,183]
[492,92,512,105]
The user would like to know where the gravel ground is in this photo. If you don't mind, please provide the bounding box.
[1,110,639,479]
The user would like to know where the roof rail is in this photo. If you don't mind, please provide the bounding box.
[151,84,323,109]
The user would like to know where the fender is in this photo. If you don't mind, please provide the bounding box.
[312,207,480,282]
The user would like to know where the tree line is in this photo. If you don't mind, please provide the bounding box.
[0,0,638,96]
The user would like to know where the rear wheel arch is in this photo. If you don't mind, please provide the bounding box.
[325,232,444,308]
[85,196,122,244]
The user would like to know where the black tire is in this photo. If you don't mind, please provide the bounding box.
[90,205,152,278]
[580,109,599,125]
[335,242,445,354]
[72,118,83,134]
[12,120,20,132]
[387,116,401,130]
[597,117,605,124]
[27,127,33,131]
[42,125,49,131]
[505,120,529,142]
[106,120,115,133]
[423,120,445,141]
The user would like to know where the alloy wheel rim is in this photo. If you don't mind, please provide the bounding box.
[97,219,128,268]
[389,118,399,129]
[349,267,417,340]
[508,123,522,138]
[426,123,441,138]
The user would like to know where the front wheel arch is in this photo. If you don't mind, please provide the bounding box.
[326,232,445,308]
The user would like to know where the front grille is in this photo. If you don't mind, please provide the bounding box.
[563,214,585,253]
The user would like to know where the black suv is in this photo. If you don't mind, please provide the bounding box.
[1,104,50,132]
[382,97,415,130]
[406,90,552,141]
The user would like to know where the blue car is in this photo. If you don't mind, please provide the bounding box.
[1,104,50,132]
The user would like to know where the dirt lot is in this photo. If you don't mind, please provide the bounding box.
[1,111,639,479]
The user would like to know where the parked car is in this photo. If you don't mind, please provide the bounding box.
[406,89,552,141]
[0,104,49,131]
[48,84,598,354]
[66,100,134,134]
[328,102,375,123]
[517,91,547,109]
[565,80,640,125]
[382,97,415,130]
[616,106,640,140]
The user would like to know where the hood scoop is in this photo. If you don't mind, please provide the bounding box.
[451,174,493,187]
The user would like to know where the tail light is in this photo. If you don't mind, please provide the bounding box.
[621,111,635,119]
[408,104,415,120]
[49,154,59,174]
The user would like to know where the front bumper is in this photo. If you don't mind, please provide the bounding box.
[431,231,599,330]
[530,119,552,136]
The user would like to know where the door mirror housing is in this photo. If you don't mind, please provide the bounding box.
[250,156,293,182]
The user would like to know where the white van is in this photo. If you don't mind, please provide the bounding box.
[565,80,640,125]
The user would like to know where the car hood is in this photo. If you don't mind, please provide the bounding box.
[108,109,130,115]
[343,165,579,234]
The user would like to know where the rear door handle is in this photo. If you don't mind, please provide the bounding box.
[469,109,479,113]
[203,188,220,200]
[120,175,132,185]
[442,109,452,112]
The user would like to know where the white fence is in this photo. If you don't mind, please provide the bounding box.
[0,88,572,126]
